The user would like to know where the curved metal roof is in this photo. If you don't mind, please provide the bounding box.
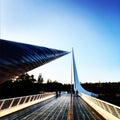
[0,39,69,84]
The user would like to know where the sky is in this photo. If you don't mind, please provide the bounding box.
[1,0,120,84]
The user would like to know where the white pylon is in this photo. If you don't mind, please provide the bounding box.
[72,48,98,97]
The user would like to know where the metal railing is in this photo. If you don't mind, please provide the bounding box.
[79,93,120,120]
[0,92,55,117]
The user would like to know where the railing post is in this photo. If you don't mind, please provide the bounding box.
[8,99,15,108]
[0,100,5,110]
[17,97,22,106]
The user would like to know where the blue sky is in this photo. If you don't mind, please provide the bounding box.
[1,0,120,83]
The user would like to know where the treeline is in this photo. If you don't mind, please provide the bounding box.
[0,80,72,99]
[82,82,120,98]
[0,73,72,99]
[0,73,120,106]
[81,82,120,106]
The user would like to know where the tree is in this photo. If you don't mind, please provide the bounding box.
[30,75,36,83]
[38,73,43,84]
[16,73,30,81]
[47,79,52,83]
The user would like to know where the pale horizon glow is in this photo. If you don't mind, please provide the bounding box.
[1,0,120,83]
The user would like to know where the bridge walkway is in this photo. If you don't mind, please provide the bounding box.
[1,93,103,120]
[73,96,103,120]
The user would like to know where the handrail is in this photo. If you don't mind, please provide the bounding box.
[0,92,55,117]
[79,93,120,120]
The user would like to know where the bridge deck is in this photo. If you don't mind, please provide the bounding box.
[22,94,70,120]
[1,93,103,120]
[73,96,102,120]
